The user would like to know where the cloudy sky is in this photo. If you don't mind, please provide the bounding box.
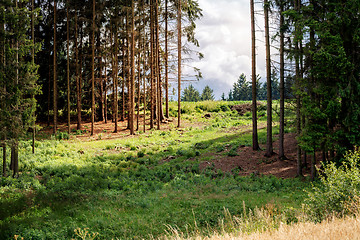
[184,0,267,100]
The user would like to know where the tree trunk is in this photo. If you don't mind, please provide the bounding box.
[75,12,82,130]
[264,0,273,157]
[53,0,57,134]
[279,2,286,160]
[156,0,161,130]
[137,50,141,131]
[66,1,71,134]
[130,1,135,135]
[2,143,5,177]
[294,0,302,177]
[11,142,18,178]
[165,0,169,118]
[31,0,36,153]
[47,52,51,127]
[1,17,6,176]
[177,0,182,128]
[104,48,108,124]
[250,0,259,151]
[126,12,131,131]
[121,42,125,122]
[150,0,155,129]
[311,152,316,181]
[113,27,119,133]
[91,0,95,136]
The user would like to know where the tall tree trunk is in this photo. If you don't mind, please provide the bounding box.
[75,12,82,130]
[165,0,169,118]
[130,1,135,135]
[91,0,95,136]
[1,16,6,176]
[2,142,5,177]
[113,27,119,133]
[104,43,108,124]
[279,2,286,160]
[126,11,131,131]
[311,152,316,181]
[156,0,161,130]
[79,27,83,128]
[47,52,51,126]
[66,1,70,134]
[137,50,141,131]
[250,0,259,151]
[177,0,182,128]
[150,0,155,129]
[121,42,125,122]
[100,55,105,122]
[294,0,302,177]
[264,0,273,157]
[11,142,18,178]
[53,0,57,134]
[31,0,36,153]
[13,0,19,177]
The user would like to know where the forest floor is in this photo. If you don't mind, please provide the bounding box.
[41,116,312,179]
[2,101,318,239]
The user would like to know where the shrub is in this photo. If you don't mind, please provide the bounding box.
[305,148,360,222]
[56,131,69,140]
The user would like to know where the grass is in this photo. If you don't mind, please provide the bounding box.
[0,100,308,239]
[165,215,360,240]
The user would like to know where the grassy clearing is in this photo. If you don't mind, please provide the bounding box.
[1,101,307,239]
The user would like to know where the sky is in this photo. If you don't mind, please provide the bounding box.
[184,0,267,100]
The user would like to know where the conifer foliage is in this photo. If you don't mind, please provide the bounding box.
[0,0,40,177]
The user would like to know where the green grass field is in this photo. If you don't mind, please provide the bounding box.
[0,101,308,239]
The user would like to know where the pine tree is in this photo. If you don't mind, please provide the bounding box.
[0,0,40,177]
[200,86,214,101]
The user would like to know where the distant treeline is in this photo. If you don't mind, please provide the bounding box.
[222,73,293,101]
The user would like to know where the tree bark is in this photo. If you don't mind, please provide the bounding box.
[91,0,95,136]
[53,0,57,134]
[294,0,302,177]
[31,0,36,153]
[66,1,70,134]
[104,46,108,124]
[75,12,82,130]
[121,42,125,122]
[2,143,5,177]
[264,0,273,157]
[165,0,169,119]
[113,26,119,133]
[251,0,259,151]
[156,0,161,130]
[177,0,182,128]
[279,2,286,160]
[150,0,155,129]
[1,16,5,176]
[130,1,135,135]
[137,50,141,131]
[311,152,316,181]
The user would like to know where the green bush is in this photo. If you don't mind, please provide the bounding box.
[56,131,69,140]
[305,148,360,222]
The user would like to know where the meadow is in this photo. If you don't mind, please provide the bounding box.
[1,101,311,239]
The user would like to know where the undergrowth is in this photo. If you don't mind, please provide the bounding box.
[0,101,307,239]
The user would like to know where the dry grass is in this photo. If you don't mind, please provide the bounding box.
[163,216,360,240]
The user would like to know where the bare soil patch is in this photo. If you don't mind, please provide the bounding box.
[199,133,312,179]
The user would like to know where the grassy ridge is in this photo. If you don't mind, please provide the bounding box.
[0,101,306,239]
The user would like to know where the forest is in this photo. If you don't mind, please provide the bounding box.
[1,0,360,239]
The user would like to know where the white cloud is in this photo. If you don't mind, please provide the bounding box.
[186,0,267,99]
